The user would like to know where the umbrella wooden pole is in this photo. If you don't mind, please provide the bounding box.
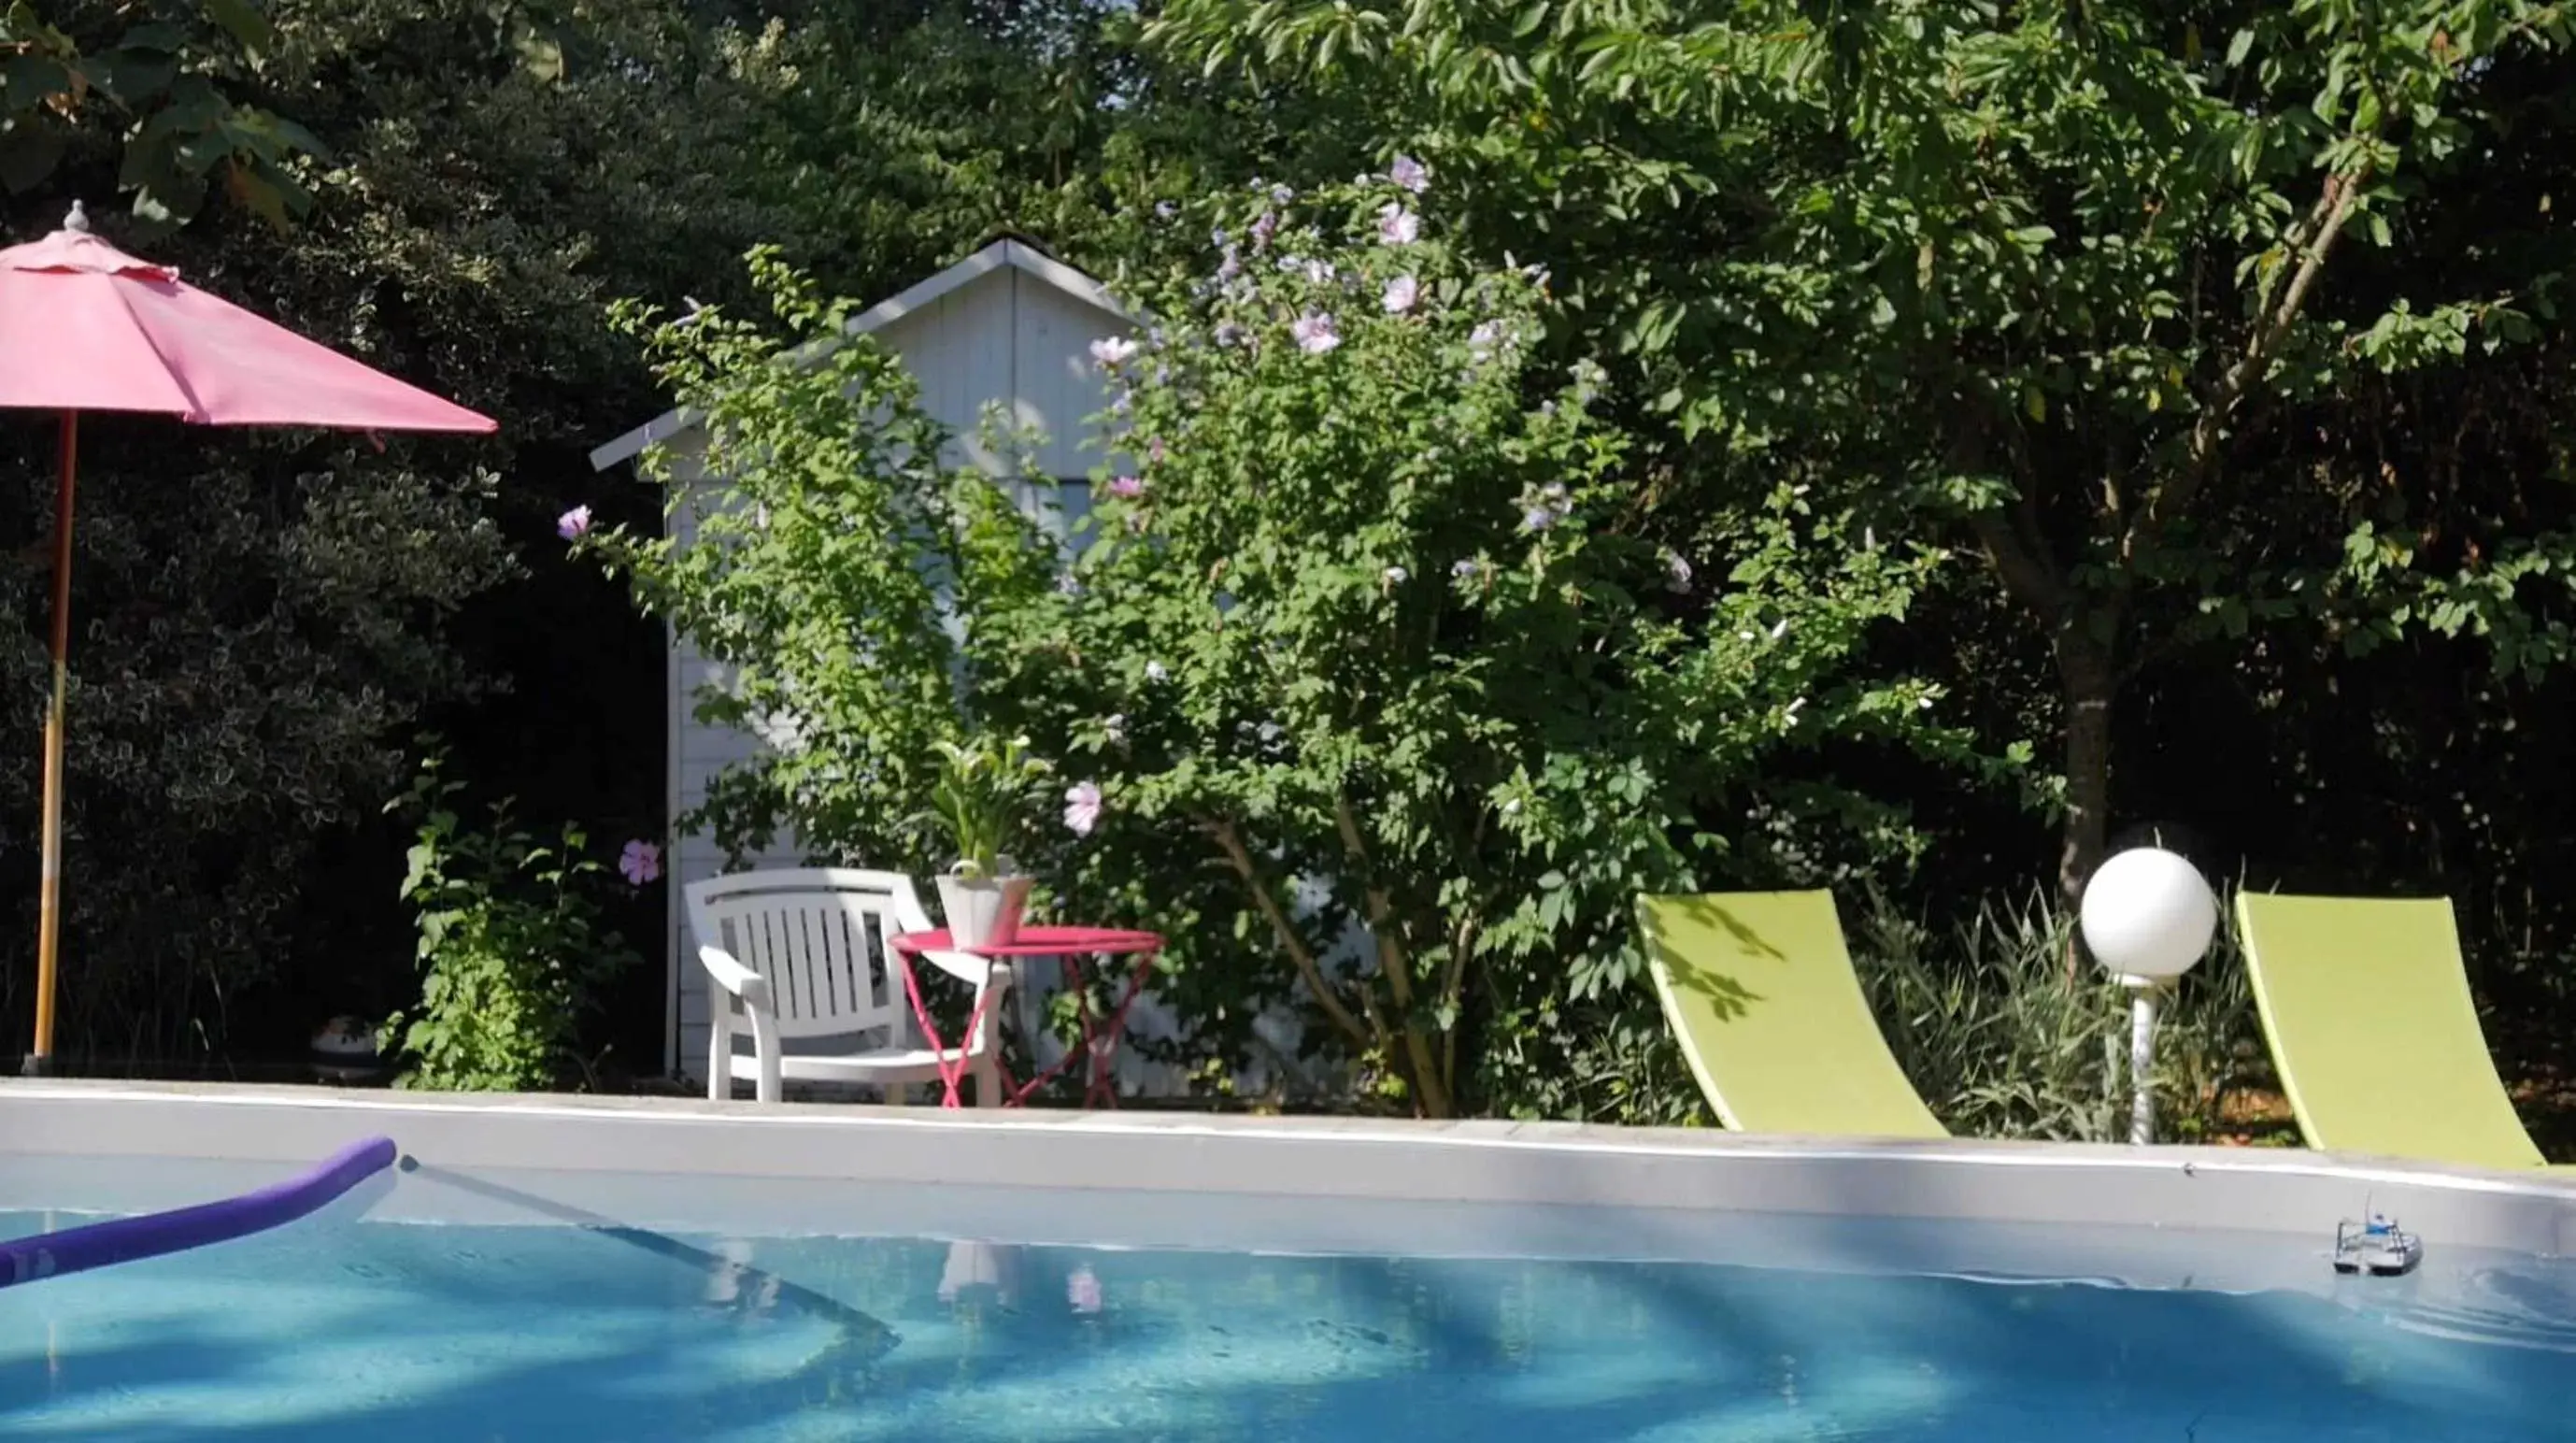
[0,215,493,1076]
[24,410,74,1076]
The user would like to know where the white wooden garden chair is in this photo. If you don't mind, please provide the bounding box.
[686,868,1007,1106]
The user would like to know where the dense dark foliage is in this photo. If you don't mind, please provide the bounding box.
[4,0,2572,1127]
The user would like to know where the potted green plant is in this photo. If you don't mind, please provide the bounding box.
[925,734,1051,948]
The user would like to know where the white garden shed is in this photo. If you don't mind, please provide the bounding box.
[588,236,1139,1083]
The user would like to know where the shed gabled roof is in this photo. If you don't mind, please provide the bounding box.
[587,236,1134,472]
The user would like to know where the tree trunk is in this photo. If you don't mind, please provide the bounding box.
[2056,637,2118,912]
[1407,1036,1455,1119]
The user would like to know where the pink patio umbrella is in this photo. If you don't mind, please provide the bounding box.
[0,203,495,1074]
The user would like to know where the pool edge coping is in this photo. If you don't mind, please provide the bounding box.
[4,1077,2571,1204]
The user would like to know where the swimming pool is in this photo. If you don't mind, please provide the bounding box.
[3,1084,2573,1440]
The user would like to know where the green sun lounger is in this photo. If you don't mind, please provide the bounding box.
[1638,891,1946,1137]
[2234,892,2567,1171]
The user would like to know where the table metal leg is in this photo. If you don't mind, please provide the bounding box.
[1081,950,1163,1108]
[890,949,1005,1109]
[987,948,1164,1107]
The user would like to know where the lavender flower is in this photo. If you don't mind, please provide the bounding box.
[1519,482,1571,533]
[556,506,592,541]
[1390,155,1430,193]
[1217,246,1242,282]
[1664,550,1693,594]
[1103,713,1127,743]
[1213,321,1248,348]
[1249,211,1279,251]
[1063,781,1103,837]
[1382,275,1420,314]
[1290,311,1342,355]
[1269,182,1295,205]
[1155,200,1177,220]
[1469,320,1507,361]
[1383,564,1409,584]
[619,840,662,886]
[1108,475,1146,499]
[1376,203,1420,246]
[1089,336,1139,367]
[1452,557,1485,579]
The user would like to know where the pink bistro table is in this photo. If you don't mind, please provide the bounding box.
[889,926,1164,1109]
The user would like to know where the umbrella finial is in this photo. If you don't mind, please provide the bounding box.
[63,202,90,235]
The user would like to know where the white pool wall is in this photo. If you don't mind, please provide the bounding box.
[9,1082,2565,1263]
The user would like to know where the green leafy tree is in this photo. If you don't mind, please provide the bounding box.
[586,248,1005,875]
[725,0,1375,292]
[0,439,516,1060]
[0,0,678,1063]
[3,0,323,228]
[1152,0,2574,903]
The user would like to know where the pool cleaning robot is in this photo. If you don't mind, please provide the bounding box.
[2333,1213,2424,1277]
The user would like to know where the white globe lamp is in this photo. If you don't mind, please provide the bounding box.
[2079,845,2217,1144]
[2080,846,2217,987]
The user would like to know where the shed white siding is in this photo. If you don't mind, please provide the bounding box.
[645,247,1146,1084]
[660,437,800,1079]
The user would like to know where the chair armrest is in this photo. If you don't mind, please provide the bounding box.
[697,946,774,1011]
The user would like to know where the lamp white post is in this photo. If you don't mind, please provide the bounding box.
[2078,846,2218,1145]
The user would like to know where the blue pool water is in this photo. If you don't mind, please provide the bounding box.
[4,1197,2573,1440]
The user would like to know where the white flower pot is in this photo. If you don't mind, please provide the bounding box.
[937,870,1033,950]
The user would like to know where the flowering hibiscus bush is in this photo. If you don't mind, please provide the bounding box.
[588,252,1065,877]
[591,166,1977,1118]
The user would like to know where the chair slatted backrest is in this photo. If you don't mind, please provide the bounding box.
[685,869,933,1042]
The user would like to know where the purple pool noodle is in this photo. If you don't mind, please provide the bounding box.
[0,1135,397,1290]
